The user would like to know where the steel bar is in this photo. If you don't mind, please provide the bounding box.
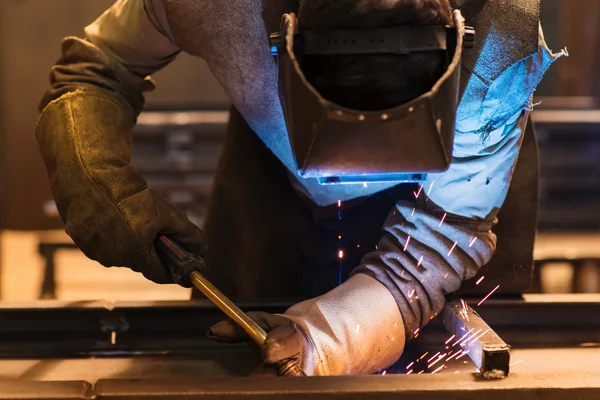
[442,299,511,378]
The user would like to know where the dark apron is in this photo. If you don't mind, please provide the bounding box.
[199,108,416,301]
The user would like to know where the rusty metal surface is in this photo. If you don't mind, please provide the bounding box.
[0,381,91,399]
[0,349,598,399]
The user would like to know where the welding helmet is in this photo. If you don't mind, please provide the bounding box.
[269,10,474,185]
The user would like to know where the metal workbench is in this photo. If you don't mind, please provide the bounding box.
[0,294,597,399]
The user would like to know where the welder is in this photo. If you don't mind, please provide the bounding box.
[35,0,563,376]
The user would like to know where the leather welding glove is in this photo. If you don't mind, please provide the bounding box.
[208,273,406,376]
[35,90,207,287]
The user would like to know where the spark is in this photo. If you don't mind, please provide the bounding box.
[455,350,470,360]
[111,331,116,345]
[428,354,445,369]
[476,276,485,285]
[427,181,435,196]
[337,200,341,207]
[446,351,461,361]
[460,299,468,313]
[356,324,360,334]
[431,364,445,375]
[510,360,524,366]
[418,370,424,375]
[445,335,456,344]
[363,182,368,188]
[447,241,458,257]
[418,352,429,361]
[411,207,416,217]
[357,244,360,248]
[381,370,387,375]
[443,272,449,279]
[338,235,342,239]
[413,185,423,199]
[401,270,405,276]
[406,362,415,370]
[406,369,414,375]
[408,289,416,298]
[414,328,420,335]
[417,255,424,267]
[460,329,482,347]
[470,329,490,344]
[477,285,500,306]
[439,213,447,227]
[455,371,460,374]
[469,236,478,247]
[453,328,475,346]
[404,236,411,251]
[428,352,441,363]
[338,250,344,259]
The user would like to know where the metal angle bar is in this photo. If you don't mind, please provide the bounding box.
[442,299,511,378]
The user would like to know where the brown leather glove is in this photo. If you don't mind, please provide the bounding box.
[208,312,309,376]
[35,90,207,286]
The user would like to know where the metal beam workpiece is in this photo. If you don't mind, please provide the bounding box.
[442,299,511,378]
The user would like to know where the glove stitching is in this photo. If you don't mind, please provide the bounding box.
[65,93,171,282]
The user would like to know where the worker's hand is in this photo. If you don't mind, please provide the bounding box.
[36,90,207,287]
[207,311,311,376]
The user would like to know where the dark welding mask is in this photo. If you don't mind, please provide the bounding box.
[269,10,474,185]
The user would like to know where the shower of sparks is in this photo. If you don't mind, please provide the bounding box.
[476,276,485,285]
[406,362,415,370]
[460,299,468,312]
[439,213,447,227]
[445,335,456,344]
[510,360,524,366]
[470,329,490,344]
[406,369,414,375]
[404,236,411,251]
[417,255,424,267]
[428,352,441,363]
[408,289,416,298]
[469,236,478,247]
[427,181,435,196]
[431,364,445,374]
[356,325,360,334]
[447,241,458,257]
[478,285,500,306]
[460,298,470,321]
[453,328,475,346]
[338,250,344,259]
[455,350,470,360]
[414,185,423,199]
[337,200,341,207]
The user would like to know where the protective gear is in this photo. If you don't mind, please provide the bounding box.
[208,312,308,376]
[269,11,471,185]
[208,274,405,376]
[35,90,207,287]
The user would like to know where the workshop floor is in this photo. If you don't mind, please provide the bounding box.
[0,230,599,302]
